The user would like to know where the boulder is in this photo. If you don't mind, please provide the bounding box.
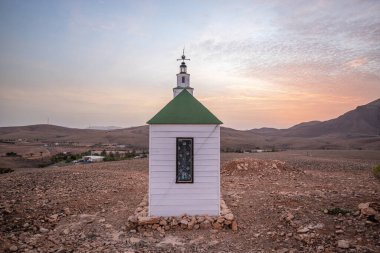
[217,217,225,223]
[213,222,222,230]
[358,202,380,222]
[358,202,377,216]
[224,213,234,221]
[159,219,167,226]
[138,216,159,225]
[200,220,211,229]
[197,216,205,223]
[171,219,178,226]
[180,219,188,225]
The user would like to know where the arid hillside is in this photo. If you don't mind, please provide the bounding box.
[0,125,149,148]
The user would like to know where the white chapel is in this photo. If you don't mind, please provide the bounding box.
[147,51,223,217]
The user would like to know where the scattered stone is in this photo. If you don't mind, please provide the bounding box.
[49,214,59,221]
[312,223,324,229]
[231,220,238,231]
[210,229,219,234]
[285,213,294,221]
[224,213,234,221]
[128,215,138,223]
[9,245,18,252]
[143,231,153,237]
[297,227,309,233]
[358,202,376,216]
[358,202,380,222]
[138,216,159,225]
[200,220,211,229]
[180,219,188,225]
[39,227,49,233]
[213,222,222,230]
[63,228,70,235]
[316,245,324,252]
[337,240,350,249]
[63,207,70,215]
[129,237,141,245]
[159,219,167,226]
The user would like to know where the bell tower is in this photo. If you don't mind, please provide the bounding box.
[173,49,194,97]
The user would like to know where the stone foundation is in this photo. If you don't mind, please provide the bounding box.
[127,196,237,233]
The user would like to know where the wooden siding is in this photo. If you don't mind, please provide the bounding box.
[149,124,220,217]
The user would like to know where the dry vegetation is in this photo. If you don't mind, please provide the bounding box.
[1,151,379,252]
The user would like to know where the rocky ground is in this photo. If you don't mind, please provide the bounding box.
[1,150,379,253]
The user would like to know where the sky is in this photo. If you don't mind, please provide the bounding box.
[0,0,379,130]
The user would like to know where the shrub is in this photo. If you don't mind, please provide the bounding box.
[50,152,88,164]
[6,152,18,157]
[326,207,350,215]
[0,168,14,174]
[373,164,380,180]
[103,156,116,162]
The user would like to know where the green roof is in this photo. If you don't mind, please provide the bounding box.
[147,89,223,124]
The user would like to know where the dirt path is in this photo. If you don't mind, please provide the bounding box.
[1,152,379,252]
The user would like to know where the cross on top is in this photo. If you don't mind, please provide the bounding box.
[177,48,190,62]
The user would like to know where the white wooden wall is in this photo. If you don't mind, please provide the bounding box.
[149,124,220,216]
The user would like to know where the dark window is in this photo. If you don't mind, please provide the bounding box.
[182,76,185,83]
[176,137,194,183]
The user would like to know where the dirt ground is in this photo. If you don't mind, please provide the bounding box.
[1,150,379,253]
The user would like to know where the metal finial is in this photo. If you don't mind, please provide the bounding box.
[177,47,190,62]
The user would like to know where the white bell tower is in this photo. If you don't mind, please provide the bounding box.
[173,49,194,97]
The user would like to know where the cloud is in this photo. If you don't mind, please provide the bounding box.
[345,57,368,68]
[1,0,379,129]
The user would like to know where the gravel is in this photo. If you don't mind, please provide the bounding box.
[1,151,379,252]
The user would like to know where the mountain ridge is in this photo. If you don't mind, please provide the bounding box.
[1,98,379,150]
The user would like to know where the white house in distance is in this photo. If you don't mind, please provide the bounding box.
[147,51,223,217]
[82,155,104,162]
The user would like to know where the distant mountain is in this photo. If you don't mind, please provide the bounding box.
[249,127,280,135]
[280,98,380,138]
[0,124,149,148]
[0,99,379,150]
[287,121,322,130]
[87,126,123,130]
